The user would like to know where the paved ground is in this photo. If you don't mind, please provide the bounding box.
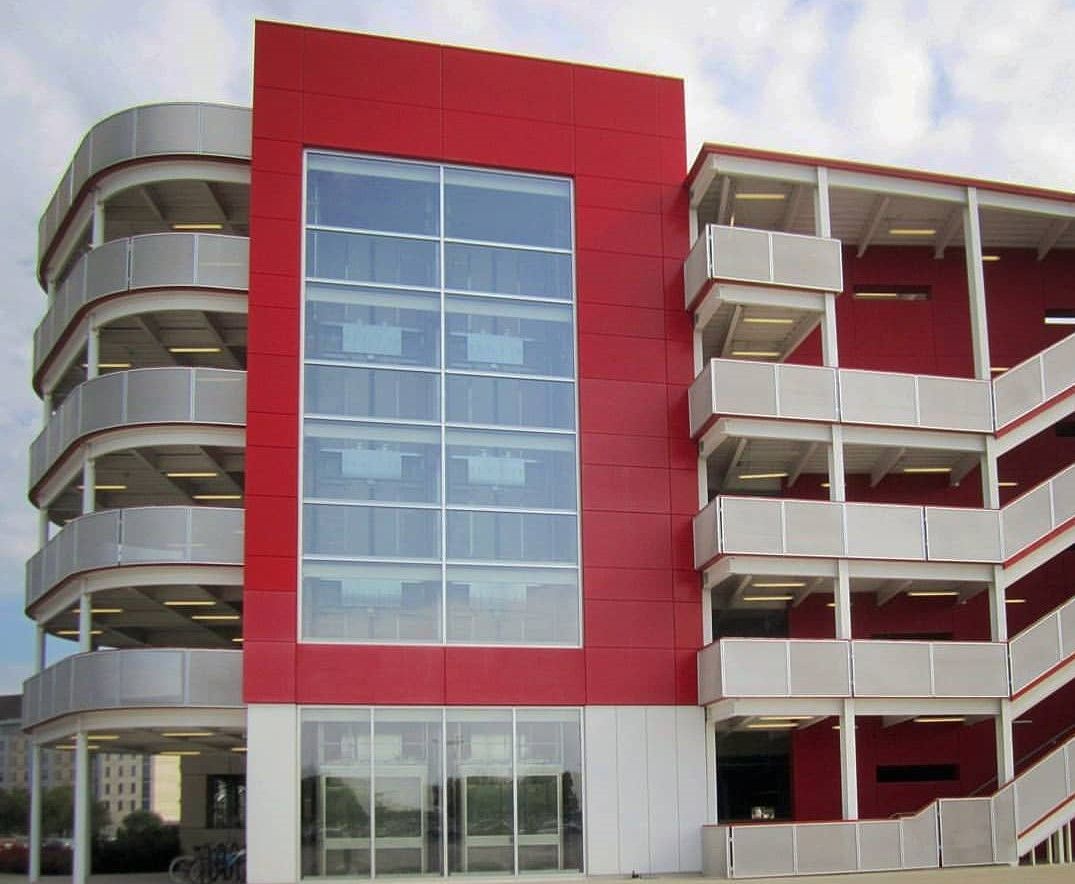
[0,875,1047,882]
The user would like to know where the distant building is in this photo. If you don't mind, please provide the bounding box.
[0,695,72,793]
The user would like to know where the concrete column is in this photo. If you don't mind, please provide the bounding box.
[86,323,100,380]
[29,743,42,882]
[814,167,831,238]
[821,295,840,368]
[38,508,50,547]
[833,560,852,640]
[963,187,992,381]
[91,192,106,249]
[838,699,859,819]
[247,705,300,883]
[34,625,45,673]
[73,731,90,884]
[705,710,718,822]
[989,565,1008,643]
[995,701,1015,786]
[827,425,845,502]
[82,456,96,515]
[79,592,93,654]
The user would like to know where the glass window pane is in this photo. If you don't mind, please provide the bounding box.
[305,285,439,368]
[301,709,373,879]
[446,566,579,645]
[304,504,440,560]
[373,710,444,875]
[516,711,583,873]
[447,511,577,564]
[305,366,439,422]
[305,421,441,504]
[445,376,575,430]
[445,244,572,301]
[303,561,441,643]
[446,711,514,874]
[308,230,439,289]
[446,429,575,510]
[445,296,573,378]
[444,168,570,249]
[308,155,439,236]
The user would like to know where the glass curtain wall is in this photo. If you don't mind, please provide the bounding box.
[302,154,579,646]
[300,708,583,877]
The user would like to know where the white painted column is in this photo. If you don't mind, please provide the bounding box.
[86,323,100,380]
[37,509,50,547]
[73,730,90,884]
[247,705,299,883]
[29,623,46,882]
[838,699,859,819]
[28,744,42,882]
[963,187,992,381]
[705,709,718,822]
[78,592,93,654]
[91,191,106,249]
[995,699,1015,787]
[82,455,96,515]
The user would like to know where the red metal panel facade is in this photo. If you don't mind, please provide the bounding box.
[244,21,695,707]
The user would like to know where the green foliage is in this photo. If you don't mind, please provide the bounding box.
[0,788,29,834]
[93,810,180,873]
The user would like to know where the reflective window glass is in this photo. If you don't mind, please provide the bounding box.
[445,296,573,378]
[308,230,439,289]
[446,711,514,874]
[446,511,577,564]
[303,561,441,643]
[305,285,440,368]
[308,155,439,236]
[304,421,440,504]
[445,376,575,430]
[445,566,579,645]
[445,244,572,301]
[304,504,440,560]
[305,366,439,422]
[445,429,575,510]
[444,168,570,249]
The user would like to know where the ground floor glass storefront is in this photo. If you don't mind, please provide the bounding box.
[300,708,583,877]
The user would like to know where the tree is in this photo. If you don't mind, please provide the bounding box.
[0,788,29,834]
[40,786,109,838]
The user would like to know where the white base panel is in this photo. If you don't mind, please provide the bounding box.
[584,705,707,875]
[246,704,300,884]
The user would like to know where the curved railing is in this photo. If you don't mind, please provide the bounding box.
[35,233,248,377]
[25,506,243,610]
[39,103,251,267]
[29,367,245,489]
[21,647,243,730]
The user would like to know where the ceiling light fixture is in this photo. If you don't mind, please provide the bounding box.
[87,735,120,741]
[981,255,1001,262]
[742,317,795,325]
[168,347,222,354]
[990,367,1010,373]
[731,350,782,358]
[902,467,951,474]
[913,716,965,724]
[746,722,799,729]
[161,732,213,738]
[160,750,202,756]
[1005,598,1027,604]
[738,472,788,480]
[888,227,937,236]
[172,223,224,231]
[752,582,805,588]
[735,192,787,201]
[907,591,959,598]
[56,629,103,636]
[192,494,242,501]
[743,595,794,602]
[191,614,241,622]
[164,600,216,607]
[998,480,1019,488]
[230,747,247,753]
[90,608,123,615]
[165,471,220,478]
[853,291,901,299]
[232,637,245,643]
[1044,314,1075,325]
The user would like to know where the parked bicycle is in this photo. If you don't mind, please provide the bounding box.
[169,841,246,884]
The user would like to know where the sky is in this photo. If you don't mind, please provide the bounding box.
[0,0,1073,694]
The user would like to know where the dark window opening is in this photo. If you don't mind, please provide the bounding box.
[876,764,959,783]
[207,774,246,829]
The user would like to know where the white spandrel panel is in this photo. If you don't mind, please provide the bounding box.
[583,707,621,875]
[646,708,680,873]
[616,707,651,874]
[675,706,707,873]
